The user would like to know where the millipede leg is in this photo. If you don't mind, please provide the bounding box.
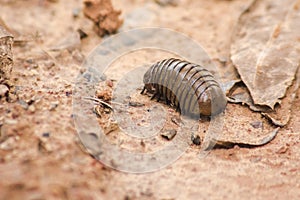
[156,93,161,102]
[166,99,171,105]
[151,93,158,100]
[176,104,181,113]
[140,87,146,94]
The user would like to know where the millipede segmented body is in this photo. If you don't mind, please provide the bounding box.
[141,58,227,117]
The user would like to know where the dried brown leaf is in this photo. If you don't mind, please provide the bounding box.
[261,67,300,126]
[197,103,279,147]
[211,0,255,93]
[206,104,279,146]
[228,65,300,126]
[231,0,300,109]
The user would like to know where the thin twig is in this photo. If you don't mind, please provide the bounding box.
[83,97,113,110]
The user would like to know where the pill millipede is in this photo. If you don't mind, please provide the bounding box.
[141,58,227,117]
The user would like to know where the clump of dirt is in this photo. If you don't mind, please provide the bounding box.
[95,80,113,102]
[83,0,123,37]
[0,25,13,84]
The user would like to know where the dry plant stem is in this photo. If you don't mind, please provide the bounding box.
[83,96,113,110]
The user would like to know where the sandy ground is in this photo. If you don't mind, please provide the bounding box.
[0,0,299,199]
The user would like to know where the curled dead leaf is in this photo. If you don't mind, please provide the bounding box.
[231,0,300,109]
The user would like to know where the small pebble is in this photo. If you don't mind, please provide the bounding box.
[43,60,55,69]
[77,28,88,39]
[161,129,177,140]
[49,102,59,111]
[66,91,72,97]
[5,119,18,125]
[250,156,262,163]
[18,99,29,110]
[250,121,263,129]
[106,79,113,87]
[42,132,50,137]
[0,84,9,97]
[191,134,201,145]
[129,101,145,107]
[28,105,36,113]
[0,137,15,151]
[154,0,179,6]
[73,8,81,18]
